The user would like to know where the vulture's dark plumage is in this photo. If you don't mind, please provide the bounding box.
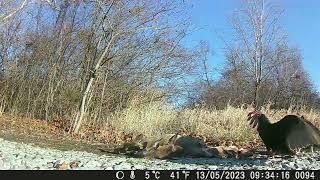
[247,111,320,154]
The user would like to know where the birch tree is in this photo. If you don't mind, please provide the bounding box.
[227,0,286,108]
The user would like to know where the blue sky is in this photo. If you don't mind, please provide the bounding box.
[185,0,320,92]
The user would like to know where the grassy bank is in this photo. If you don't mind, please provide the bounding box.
[102,102,320,145]
[1,102,319,148]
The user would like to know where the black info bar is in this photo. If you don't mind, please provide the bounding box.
[0,170,319,180]
[111,170,317,180]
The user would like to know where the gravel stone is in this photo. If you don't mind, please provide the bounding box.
[0,138,319,170]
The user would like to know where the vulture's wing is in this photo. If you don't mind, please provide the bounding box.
[286,119,320,150]
[304,120,320,137]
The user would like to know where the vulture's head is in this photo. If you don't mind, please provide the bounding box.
[247,110,263,129]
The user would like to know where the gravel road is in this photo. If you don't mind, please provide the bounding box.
[0,138,319,170]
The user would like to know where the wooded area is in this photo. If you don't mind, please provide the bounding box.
[0,0,319,135]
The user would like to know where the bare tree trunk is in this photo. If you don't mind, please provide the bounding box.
[69,74,95,133]
[45,66,56,120]
[253,0,264,109]
[44,0,69,120]
[69,34,116,134]
[200,42,211,88]
[96,71,109,125]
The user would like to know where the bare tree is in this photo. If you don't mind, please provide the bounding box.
[227,0,286,108]
[66,0,195,133]
[0,0,28,24]
[188,0,319,110]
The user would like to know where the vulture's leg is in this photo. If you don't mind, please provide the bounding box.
[283,147,295,158]
[278,143,295,156]
[266,148,274,158]
[287,149,296,156]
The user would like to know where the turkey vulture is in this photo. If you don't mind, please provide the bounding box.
[247,110,320,154]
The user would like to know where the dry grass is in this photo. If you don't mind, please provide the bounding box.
[106,101,178,137]
[101,102,320,146]
[1,101,319,147]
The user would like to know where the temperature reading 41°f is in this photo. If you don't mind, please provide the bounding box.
[170,171,190,179]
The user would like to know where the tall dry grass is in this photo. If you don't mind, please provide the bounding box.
[102,101,320,144]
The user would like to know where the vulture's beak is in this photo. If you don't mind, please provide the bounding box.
[247,112,258,129]
[251,119,258,129]
[247,112,254,121]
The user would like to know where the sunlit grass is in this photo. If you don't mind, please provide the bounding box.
[103,102,320,144]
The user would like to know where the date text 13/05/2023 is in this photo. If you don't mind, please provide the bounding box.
[113,170,318,180]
